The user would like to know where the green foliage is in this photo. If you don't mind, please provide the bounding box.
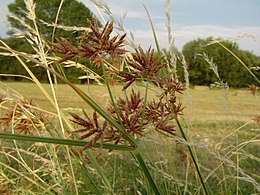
[182,37,260,87]
[0,37,38,81]
[0,37,85,83]
[7,0,100,41]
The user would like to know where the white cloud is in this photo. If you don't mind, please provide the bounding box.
[82,0,147,19]
[174,25,260,55]
[126,25,260,55]
[109,4,146,18]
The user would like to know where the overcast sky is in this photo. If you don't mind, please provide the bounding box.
[1,0,260,55]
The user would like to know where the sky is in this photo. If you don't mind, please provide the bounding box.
[0,0,260,55]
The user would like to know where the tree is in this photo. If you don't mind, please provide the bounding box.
[182,37,259,87]
[7,0,100,41]
[1,0,101,83]
[0,37,41,81]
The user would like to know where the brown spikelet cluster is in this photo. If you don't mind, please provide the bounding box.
[70,111,108,149]
[156,76,184,115]
[0,98,49,134]
[253,115,260,124]
[248,84,258,96]
[70,91,145,149]
[70,110,123,150]
[0,187,10,195]
[70,81,184,149]
[51,19,184,150]
[116,46,165,90]
[52,20,126,65]
[157,76,184,96]
[108,90,146,137]
[51,38,78,63]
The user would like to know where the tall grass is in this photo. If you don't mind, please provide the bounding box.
[0,0,259,194]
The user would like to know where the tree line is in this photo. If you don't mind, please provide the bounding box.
[178,37,260,87]
[0,0,259,87]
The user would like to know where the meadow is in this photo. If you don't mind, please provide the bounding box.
[2,82,259,122]
[1,82,259,194]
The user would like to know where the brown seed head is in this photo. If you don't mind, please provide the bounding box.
[116,46,166,90]
[248,84,258,96]
[52,20,127,65]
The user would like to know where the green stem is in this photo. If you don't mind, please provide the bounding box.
[101,61,124,128]
[141,81,149,125]
[175,117,209,195]
[78,162,103,195]
[86,151,113,194]
[0,133,134,151]
[132,151,160,195]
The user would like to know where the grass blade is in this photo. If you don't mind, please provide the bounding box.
[86,151,113,194]
[78,162,103,195]
[0,133,135,151]
[175,116,209,195]
[132,151,161,195]
[208,39,260,84]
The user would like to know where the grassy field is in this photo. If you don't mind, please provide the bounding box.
[2,83,260,194]
[0,81,259,194]
[2,82,259,121]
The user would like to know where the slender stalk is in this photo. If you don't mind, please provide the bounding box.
[175,116,209,195]
[236,133,239,195]
[86,151,113,194]
[132,150,161,195]
[141,1,160,53]
[141,81,149,125]
[78,162,103,195]
[112,155,117,193]
[0,133,135,151]
[51,0,64,45]
[101,61,124,128]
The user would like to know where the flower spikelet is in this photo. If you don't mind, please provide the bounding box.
[52,20,127,65]
[108,90,145,137]
[79,20,126,64]
[116,46,166,90]
[248,84,258,96]
[70,111,107,149]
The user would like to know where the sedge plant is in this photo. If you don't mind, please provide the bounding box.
[0,0,259,194]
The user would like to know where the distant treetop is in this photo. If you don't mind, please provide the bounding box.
[7,0,101,41]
